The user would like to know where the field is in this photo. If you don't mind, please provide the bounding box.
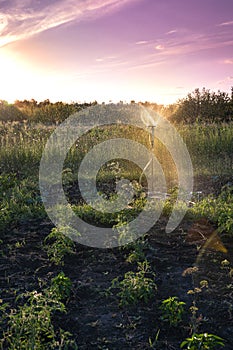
[0,114,233,349]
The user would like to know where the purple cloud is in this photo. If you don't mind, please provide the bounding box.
[0,0,140,47]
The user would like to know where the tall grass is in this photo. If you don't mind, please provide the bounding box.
[0,120,232,236]
[0,120,232,180]
[0,121,51,176]
[178,123,233,177]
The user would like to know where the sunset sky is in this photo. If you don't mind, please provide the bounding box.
[0,0,233,104]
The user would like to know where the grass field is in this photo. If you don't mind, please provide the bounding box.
[0,116,233,349]
[1,120,232,178]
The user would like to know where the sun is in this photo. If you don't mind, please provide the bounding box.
[0,48,54,103]
[0,49,27,102]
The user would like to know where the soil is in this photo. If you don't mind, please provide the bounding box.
[0,175,233,349]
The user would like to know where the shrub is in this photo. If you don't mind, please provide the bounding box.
[49,272,72,302]
[180,332,225,349]
[1,290,77,349]
[44,227,76,266]
[111,260,156,306]
[160,296,186,327]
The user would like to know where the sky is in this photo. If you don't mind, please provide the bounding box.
[0,0,233,105]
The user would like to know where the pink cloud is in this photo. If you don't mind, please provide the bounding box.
[217,20,233,26]
[224,59,233,64]
[0,0,139,47]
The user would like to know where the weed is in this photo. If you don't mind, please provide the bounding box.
[15,239,26,249]
[148,329,160,348]
[126,240,146,263]
[1,290,77,349]
[44,227,76,266]
[160,296,186,327]
[180,332,225,349]
[49,272,72,302]
[186,279,209,334]
[111,260,156,306]
[190,185,233,234]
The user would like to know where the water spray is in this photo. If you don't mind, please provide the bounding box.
[147,124,157,196]
[139,123,157,197]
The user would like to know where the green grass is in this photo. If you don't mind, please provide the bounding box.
[179,122,233,177]
[1,120,232,180]
[0,120,232,237]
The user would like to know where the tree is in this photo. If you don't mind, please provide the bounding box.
[169,87,233,123]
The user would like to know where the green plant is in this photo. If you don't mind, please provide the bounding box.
[15,239,26,249]
[49,272,72,302]
[186,279,209,334]
[1,290,77,349]
[111,260,156,306]
[148,329,160,348]
[160,296,186,327]
[44,227,76,265]
[180,333,225,349]
[190,185,233,234]
[0,298,8,327]
[126,241,146,263]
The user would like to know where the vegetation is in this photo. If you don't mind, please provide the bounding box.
[44,228,76,266]
[0,99,97,123]
[110,261,156,306]
[160,296,186,327]
[0,89,232,348]
[1,87,232,124]
[191,185,233,234]
[170,87,233,124]
[180,333,225,350]
[0,275,77,349]
[49,272,72,302]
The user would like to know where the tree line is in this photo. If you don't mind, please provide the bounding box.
[0,87,232,123]
[168,87,233,123]
[0,99,97,123]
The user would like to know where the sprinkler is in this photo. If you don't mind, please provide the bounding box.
[148,125,156,149]
[139,124,157,197]
[147,124,156,195]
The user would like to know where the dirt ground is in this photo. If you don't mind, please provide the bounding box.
[0,175,233,349]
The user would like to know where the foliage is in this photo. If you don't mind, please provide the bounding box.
[180,123,233,177]
[111,260,156,306]
[0,101,26,122]
[0,290,77,349]
[0,176,46,234]
[191,185,233,234]
[0,173,17,196]
[126,239,146,263]
[148,329,160,348]
[1,99,96,123]
[44,228,76,266]
[72,193,146,229]
[170,87,233,124]
[0,119,232,183]
[160,296,186,327]
[49,272,72,302]
[180,333,225,350]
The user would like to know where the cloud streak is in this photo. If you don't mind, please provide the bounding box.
[136,29,233,59]
[0,0,139,47]
[223,59,233,64]
[217,20,233,26]
[217,76,233,85]
[129,26,233,72]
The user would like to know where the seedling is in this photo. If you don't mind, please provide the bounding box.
[111,260,156,306]
[160,296,186,327]
[180,332,225,349]
[49,272,72,302]
[44,227,75,265]
[1,289,77,349]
